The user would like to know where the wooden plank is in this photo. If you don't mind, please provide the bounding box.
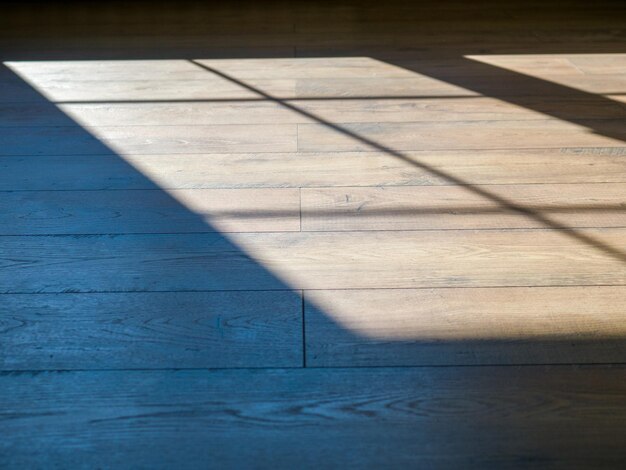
[1,367,625,468]
[0,58,296,102]
[295,77,477,98]
[295,75,626,98]
[4,96,625,127]
[569,54,626,75]
[305,287,626,366]
[1,102,301,127]
[194,57,417,79]
[292,55,625,81]
[297,120,626,152]
[300,183,626,231]
[0,124,297,155]
[442,54,586,76]
[294,96,626,122]
[0,291,302,370]
[21,67,623,105]
[0,78,296,103]
[464,53,626,77]
[1,229,624,293]
[5,59,219,80]
[0,188,300,235]
[2,148,625,191]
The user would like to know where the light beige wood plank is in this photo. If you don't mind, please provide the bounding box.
[466,53,626,76]
[5,96,624,127]
[0,188,300,235]
[0,56,290,105]
[0,291,302,370]
[296,75,626,98]
[6,59,214,80]
[297,120,626,152]
[1,229,624,293]
[296,77,479,98]
[229,229,626,290]
[389,55,596,79]
[0,124,297,155]
[9,79,296,103]
[194,57,417,79]
[0,76,295,103]
[1,102,300,127]
[295,96,626,123]
[570,54,626,75]
[2,148,625,191]
[301,183,626,231]
[5,62,623,104]
[459,54,586,76]
[489,73,626,96]
[305,286,626,366]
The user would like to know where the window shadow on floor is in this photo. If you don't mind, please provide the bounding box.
[1,1,626,467]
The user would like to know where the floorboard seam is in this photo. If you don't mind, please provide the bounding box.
[2,362,625,374]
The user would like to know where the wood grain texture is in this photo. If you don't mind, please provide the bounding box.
[1,367,625,468]
[295,75,626,98]
[0,188,301,234]
[1,229,624,294]
[0,125,297,155]
[3,96,625,127]
[0,77,296,103]
[2,148,625,191]
[194,57,418,79]
[1,0,626,467]
[305,287,626,366]
[300,183,626,231]
[0,291,302,370]
[297,120,626,152]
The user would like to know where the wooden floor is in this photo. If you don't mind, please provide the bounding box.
[1,1,625,468]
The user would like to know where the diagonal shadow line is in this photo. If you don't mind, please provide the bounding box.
[189,59,626,263]
[389,55,626,143]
